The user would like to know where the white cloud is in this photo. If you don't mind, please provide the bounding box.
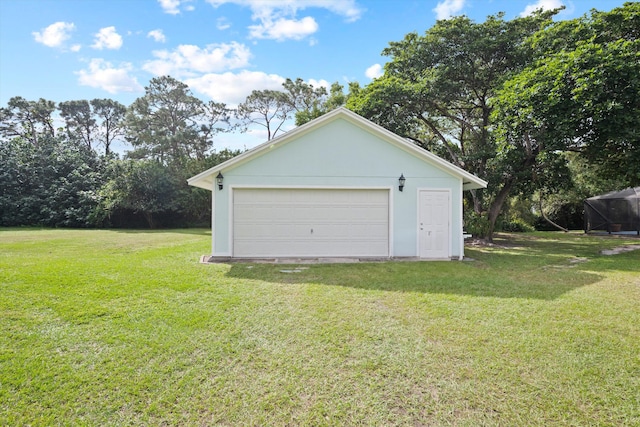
[249,16,318,41]
[365,63,383,79]
[76,59,143,94]
[520,0,565,17]
[206,0,364,40]
[208,0,363,21]
[32,21,75,48]
[308,79,330,90]
[184,70,285,106]
[147,29,166,43]
[71,44,82,52]
[217,17,231,30]
[433,0,466,20]
[158,0,180,14]
[143,42,251,76]
[92,27,123,50]
[158,0,194,14]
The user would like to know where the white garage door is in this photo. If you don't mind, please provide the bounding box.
[233,188,389,257]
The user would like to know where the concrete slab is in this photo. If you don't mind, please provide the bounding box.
[200,256,459,264]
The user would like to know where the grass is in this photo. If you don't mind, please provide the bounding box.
[1,228,639,426]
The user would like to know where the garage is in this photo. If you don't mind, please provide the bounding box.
[232,188,390,257]
[188,108,487,260]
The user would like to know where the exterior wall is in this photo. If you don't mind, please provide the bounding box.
[212,117,464,258]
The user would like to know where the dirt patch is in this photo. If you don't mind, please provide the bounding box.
[569,257,589,264]
[600,245,640,256]
[465,238,523,250]
[546,257,590,270]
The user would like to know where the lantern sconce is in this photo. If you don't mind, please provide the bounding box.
[216,172,224,190]
[398,173,406,192]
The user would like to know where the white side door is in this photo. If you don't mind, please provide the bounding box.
[418,190,450,259]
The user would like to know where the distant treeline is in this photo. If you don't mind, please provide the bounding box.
[0,76,349,228]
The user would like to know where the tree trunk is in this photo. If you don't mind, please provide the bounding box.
[143,212,156,229]
[539,197,569,232]
[469,189,483,214]
[486,179,515,242]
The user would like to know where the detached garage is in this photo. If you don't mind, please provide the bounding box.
[188,108,487,260]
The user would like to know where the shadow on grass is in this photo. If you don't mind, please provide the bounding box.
[487,233,640,272]
[0,227,211,237]
[219,232,640,299]
[108,228,211,236]
[225,254,604,300]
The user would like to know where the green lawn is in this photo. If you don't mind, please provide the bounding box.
[1,229,639,426]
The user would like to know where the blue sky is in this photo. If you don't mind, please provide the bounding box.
[0,0,628,150]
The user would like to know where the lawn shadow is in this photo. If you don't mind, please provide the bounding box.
[221,233,640,300]
[109,228,211,236]
[486,233,640,272]
[0,227,211,237]
[224,254,604,300]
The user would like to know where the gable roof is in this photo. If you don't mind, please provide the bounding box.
[188,107,488,191]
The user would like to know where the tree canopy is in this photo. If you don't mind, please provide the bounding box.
[494,2,640,187]
[348,9,560,238]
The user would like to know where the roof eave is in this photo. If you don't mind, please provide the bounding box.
[463,180,487,190]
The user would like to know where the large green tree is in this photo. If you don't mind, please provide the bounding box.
[0,97,56,147]
[98,159,182,229]
[493,2,640,190]
[0,136,104,227]
[347,10,561,239]
[125,76,231,163]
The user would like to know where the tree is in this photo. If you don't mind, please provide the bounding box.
[125,76,227,163]
[91,98,126,156]
[59,100,96,150]
[0,136,104,227]
[199,100,235,159]
[56,98,127,156]
[283,78,351,126]
[493,3,640,190]
[0,97,56,146]
[347,10,560,239]
[99,159,182,229]
[237,89,293,141]
[282,78,327,125]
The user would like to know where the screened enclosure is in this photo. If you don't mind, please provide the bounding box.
[584,187,640,234]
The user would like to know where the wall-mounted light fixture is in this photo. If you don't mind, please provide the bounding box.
[216,172,224,190]
[398,173,406,192]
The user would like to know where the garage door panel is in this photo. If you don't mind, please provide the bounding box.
[233,189,389,257]
[351,206,387,219]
